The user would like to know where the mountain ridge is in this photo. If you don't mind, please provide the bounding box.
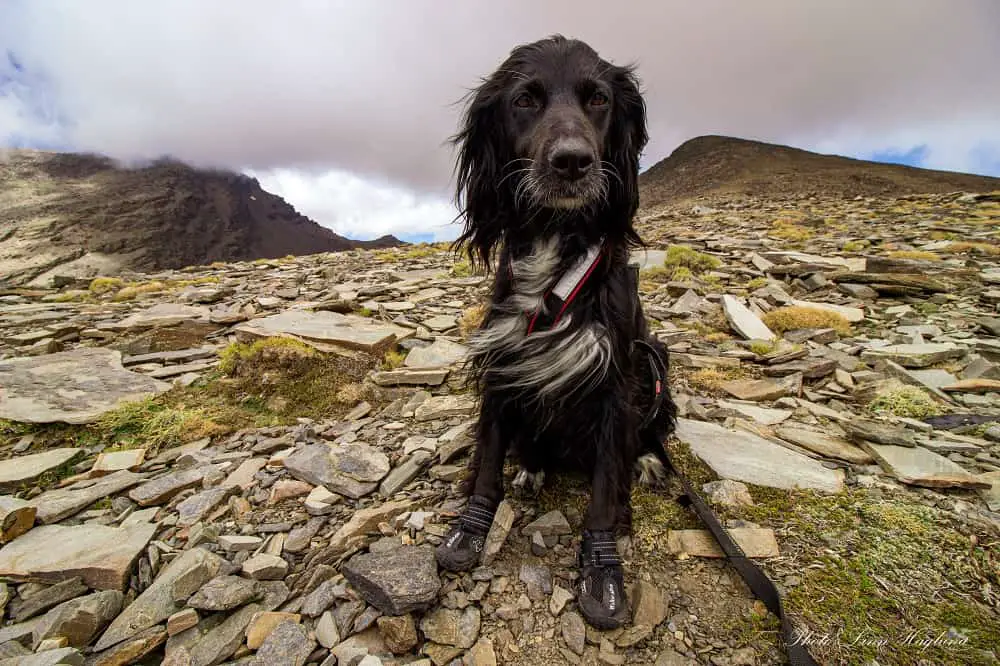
[0,149,404,287]
[638,135,1000,209]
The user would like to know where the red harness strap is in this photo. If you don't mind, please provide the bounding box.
[507,241,607,334]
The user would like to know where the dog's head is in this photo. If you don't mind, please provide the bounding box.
[452,35,648,267]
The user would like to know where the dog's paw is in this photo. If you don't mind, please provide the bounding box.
[435,494,497,572]
[436,526,486,572]
[577,529,630,630]
[635,452,668,487]
[511,467,545,498]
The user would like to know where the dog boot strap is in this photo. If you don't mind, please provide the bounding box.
[577,529,628,629]
[436,495,497,573]
[458,494,498,536]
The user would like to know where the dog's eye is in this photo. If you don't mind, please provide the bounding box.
[589,92,609,107]
[513,93,536,108]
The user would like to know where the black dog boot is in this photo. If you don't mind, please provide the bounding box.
[577,529,629,630]
[436,495,497,572]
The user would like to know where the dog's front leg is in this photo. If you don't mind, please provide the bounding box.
[577,414,632,630]
[436,416,507,572]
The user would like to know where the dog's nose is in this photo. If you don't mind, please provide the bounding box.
[550,141,594,181]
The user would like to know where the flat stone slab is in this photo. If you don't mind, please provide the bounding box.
[414,394,476,422]
[0,522,157,591]
[860,343,965,368]
[629,249,667,271]
[284,443,390,500]
[977,471,1000,511]
[128,465,219,506]
[103,303,211,330]
[94,546,227,651]
[716,401,793,426]
[371,368,449,387]
[404,339,469,368]
[234,309,414,352]
[774,425,874,464]
[0,448,83,492]
[28,469,146,524]
[666,528,780,558]
[719,373,801,402]
[673,418,844,493]
[721,295,775,340]
[422,315,458,332]
[342,544,441,615]
[0,347,172,425]
[90,449,146,475]
[861,443,992,490]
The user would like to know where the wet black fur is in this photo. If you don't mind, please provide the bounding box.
[449,35,678,535]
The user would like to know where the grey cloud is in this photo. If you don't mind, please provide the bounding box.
[2,0,999,199]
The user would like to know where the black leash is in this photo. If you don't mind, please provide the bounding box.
[636,343,819,666]
[627,263,817,665]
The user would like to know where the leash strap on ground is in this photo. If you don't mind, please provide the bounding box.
[655,446,819,666]
[632,328,819,665]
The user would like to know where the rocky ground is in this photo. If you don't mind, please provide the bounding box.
[0,190,998,666]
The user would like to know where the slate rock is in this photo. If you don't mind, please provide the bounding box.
[419,607,481,649]
[7,577,88,623]
[94,547,226,651]
[0,523,156,592]
[233,309,413,352]
[0,348,170,425]
[85,625,167,666]
[128,466,219,507]
[187,602,261,666]
[0,496,37,544]
[242,553,289,580]
[341,544,441,615]
[29,470,145,524]
[187,575,260,611]
[283,443,389,500]
[32,589,123,649]
[673,418,844,493]
[721,295,775,340]
[250,619,315,666]
[0,448,83,493]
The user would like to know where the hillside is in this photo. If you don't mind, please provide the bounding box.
[0,150,403,287]
[0,187,999,665]
[639,135,1000,208]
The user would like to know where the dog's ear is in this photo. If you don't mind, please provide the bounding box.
[450,75,513,272]
[606,64,648,236]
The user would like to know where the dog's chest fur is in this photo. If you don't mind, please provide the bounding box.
[468,235,612,402]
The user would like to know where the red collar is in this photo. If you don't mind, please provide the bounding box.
[507,239,606,334]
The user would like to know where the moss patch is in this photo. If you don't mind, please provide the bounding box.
[451,259,473,277]
[762,305,852,336]
[867,384,942,419]
[95,397,226,451]
[663,245,722,274]
[749,340,780,356]
[215,336,378,420]
[886,250,941,262]
[459,303,487,339]
[685,366,752,393]
[88,277,124,295]
[380,349,407,370]
[770,220,814,242]
[942,241,1000,257]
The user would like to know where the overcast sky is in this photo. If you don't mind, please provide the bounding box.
[2,1,998,242]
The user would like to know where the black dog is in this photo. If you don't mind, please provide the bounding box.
[436,35,678,630]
